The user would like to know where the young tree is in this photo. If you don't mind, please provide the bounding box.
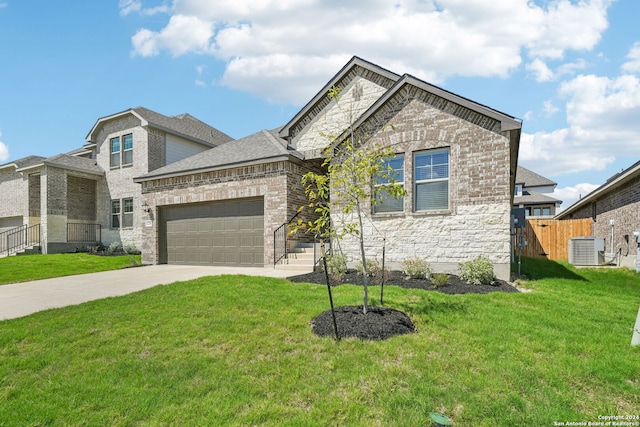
[298,87,406,314]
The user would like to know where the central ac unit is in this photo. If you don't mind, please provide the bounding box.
[568,237,605,266]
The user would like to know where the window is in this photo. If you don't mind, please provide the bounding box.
[414,148,449,211]
[111,200,120,228]
[514,184,522,197]
[111,198,133,228]
[110,134,133,168]
[123,134,133,165]
[110,137,120,168]
[373,154,404,213]
[123,198,134,227]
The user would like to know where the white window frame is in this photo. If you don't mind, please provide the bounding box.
[413,148,450,212]
[111,198,134,229]
[110,134,133,168]
[373,154,405,214]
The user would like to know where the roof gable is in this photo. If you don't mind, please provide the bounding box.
[349,74,521,140]
[278,56,400,142]
[85,107,233,147]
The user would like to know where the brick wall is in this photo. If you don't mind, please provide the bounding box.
[139,161,296,265]
[0,168,28,220]
[566,174,640,268]
[67,176,97,222]
[333,98,513,280]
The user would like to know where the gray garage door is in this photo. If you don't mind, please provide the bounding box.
[161,198,264,266]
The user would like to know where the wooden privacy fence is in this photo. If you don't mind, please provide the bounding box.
[519,218,592,260]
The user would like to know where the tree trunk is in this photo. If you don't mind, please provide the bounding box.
[356,198,368,315]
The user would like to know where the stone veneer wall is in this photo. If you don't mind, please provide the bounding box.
[333,98,513,280]
[94,114,149,251]
[563,174,640,269]
[139,160,313,266]
[293,75,388,158]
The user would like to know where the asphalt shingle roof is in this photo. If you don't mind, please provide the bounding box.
[135,128,302,181]
[514,190,561,205]
[0,155,46,170]
[132,107,233,146]
[516,166,556,187]
[42,154,104,175]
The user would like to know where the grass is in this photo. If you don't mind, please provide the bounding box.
[0,257,639,426]
[0,253,142,285]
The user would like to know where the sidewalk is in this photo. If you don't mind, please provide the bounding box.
[0,264,308,321]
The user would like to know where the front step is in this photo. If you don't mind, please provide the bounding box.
[275,242,317,271]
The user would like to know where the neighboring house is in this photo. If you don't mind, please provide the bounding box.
[513,166,562,217]
[556,160,640,270]
[0,107,232,255]
[134,57,522,280]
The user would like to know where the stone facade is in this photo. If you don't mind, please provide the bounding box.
[293,76,388,157]
[334,98,513,280]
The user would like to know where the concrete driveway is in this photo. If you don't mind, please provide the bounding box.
[0,264,308,321]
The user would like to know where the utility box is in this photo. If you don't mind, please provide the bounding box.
[568,237,605,266]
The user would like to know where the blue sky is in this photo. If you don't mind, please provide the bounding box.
[1,0,639,211]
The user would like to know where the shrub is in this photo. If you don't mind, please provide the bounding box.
[107,241,122,255]
[356,258,381,278]
[458,255,494,285]
[324,253,348,281]
[431,273,449,287]
[402,257,432,279]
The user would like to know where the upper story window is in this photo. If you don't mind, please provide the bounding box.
[110,134,133,168]
[414,148,449,211]
[373,154,404,214]
[514,184,523,197]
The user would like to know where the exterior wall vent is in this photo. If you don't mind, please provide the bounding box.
[568,237,605,266]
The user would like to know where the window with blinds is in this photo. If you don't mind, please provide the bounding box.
[374,154,404,213]
[414,148,449,211]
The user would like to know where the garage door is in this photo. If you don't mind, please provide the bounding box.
[161,198,264,266]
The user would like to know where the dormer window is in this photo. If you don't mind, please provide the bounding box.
[110,134,133,168]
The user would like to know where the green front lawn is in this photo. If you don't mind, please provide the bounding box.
[0,253,142,285]
[0,258,638,426]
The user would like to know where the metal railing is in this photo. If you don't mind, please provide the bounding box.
[1,224,41,256]
[273,211,302,266]
[67,223,102,243]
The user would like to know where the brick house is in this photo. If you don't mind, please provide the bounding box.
[556,160,640,270]
[134,57,522,280]
[513,166,562,217]
[0,107,232,255]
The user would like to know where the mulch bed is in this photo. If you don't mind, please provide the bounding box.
[289,269,520,341]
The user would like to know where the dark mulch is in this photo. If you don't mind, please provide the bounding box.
[290,269,520,341]
[288,269,519,294]
[311,305,416,341]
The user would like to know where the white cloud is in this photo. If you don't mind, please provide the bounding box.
[527,58,555,82]
[132,14,214,57]
[128,0,614,104]
[554,183,600,212]
[520,44,640,177]
[119,0,169,17]
[0,2,7,9]
[542,100,559,117]
[527,58,588,82]
[0,131,9,162]
[622,41,640,74]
